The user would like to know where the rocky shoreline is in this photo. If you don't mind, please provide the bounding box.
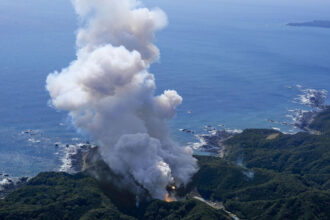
[1,85,328,198]
[0,175,29,199]
[0,143,95,199]
[181,86,329,156]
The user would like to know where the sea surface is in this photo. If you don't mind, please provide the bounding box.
[0,0,330,177]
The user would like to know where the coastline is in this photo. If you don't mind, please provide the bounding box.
[2,104,329,199]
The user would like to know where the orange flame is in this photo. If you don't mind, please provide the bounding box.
[165,193,176,202]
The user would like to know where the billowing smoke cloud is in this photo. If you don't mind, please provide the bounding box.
[46,0,198,199]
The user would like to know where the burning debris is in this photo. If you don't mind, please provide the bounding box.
[164,193,176,202]
[164,184,178,202]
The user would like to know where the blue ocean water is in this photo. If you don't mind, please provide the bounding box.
[0,0,330,176]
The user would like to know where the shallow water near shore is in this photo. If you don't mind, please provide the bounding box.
[0,0,330,176]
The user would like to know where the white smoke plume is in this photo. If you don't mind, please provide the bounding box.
[46,0,198,199]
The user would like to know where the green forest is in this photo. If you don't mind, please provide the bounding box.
[1,108,330,219]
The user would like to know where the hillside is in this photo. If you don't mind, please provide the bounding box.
[0,172,230,220]
[1,108,330,219]
[182,108,330,219]
[309,107,330,135]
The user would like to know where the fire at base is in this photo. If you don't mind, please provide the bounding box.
[46,0,198,200]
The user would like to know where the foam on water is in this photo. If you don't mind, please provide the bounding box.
[58,143,95,173]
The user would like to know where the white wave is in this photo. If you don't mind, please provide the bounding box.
[0,176,29,197]
[59,143,95,174]
[225,129,243,134]
[189,135,208,150]
[284,86,329,132]
[28,138,41,143]
[188,128,240,156]
[294,87,328,109]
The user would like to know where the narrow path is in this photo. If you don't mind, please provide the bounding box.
[192,195,240,220]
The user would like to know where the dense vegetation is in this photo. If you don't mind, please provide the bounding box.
[184,155,330,219]
[182,108,330,219]
[309,108,330,135]
[0,172,230,220]
[1,108,330,219]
